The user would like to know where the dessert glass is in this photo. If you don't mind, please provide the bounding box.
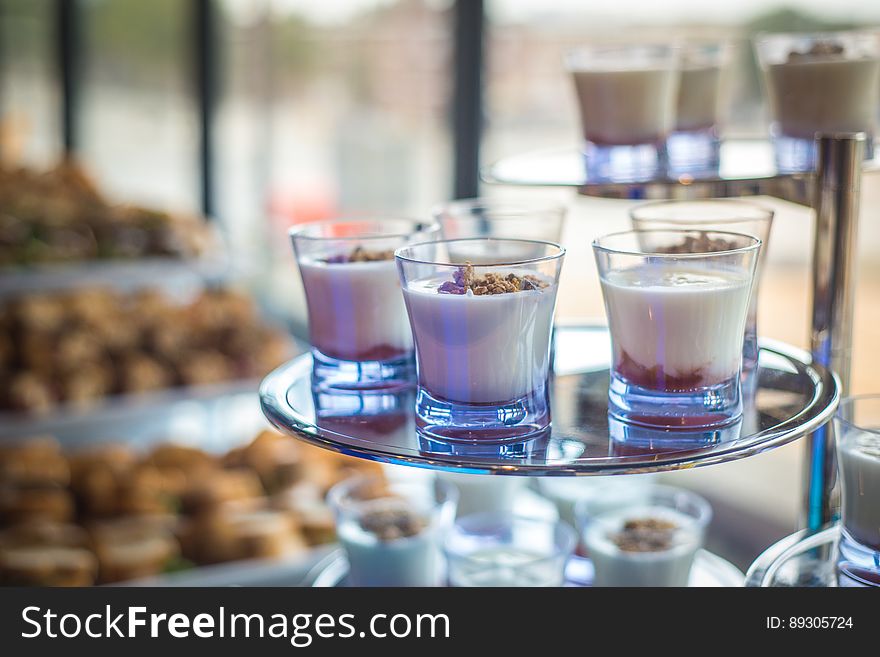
[327,474,458,587]
[290,218,438,390]
[593,229,761,428]
[396,238,565,442]
[834,395,880,581]
[668,42,731,173]
[629,199,774,380]
[432,198,567,243]
[755,31,880,172]
[445,513,576,587]
[435,471,523,518]
[577,484,712,587]
[565,44,679,182]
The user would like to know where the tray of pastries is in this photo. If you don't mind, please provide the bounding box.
[0,430,381,586]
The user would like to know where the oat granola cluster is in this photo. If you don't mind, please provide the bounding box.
[358,505,427,541]
[787,40,845,62]
[658,234,736,255]
[612,518,679,553]
[324,246,394,264]
[438,263,548,295]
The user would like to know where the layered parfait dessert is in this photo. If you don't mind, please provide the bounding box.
[668,43,729,171]
[291,219,438,388]
[834,396,880,575]
[594,230,760,428]
[396,239,564,441]
[756,32,880,170]
[328,476,457,587]
[566,45,679,181]
[585,508,704,587]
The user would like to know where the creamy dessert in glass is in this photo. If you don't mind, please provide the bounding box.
[327,475,457,587]
[834,395,880,579]
[435,471,523,518]
[668,42,731,172]
[445,513,576,587]
[566,44,679,182]
[630,200,774,382]
[580,485,711,587]
[396,238,565,442]
[755,31,880,172]
[290,218,438,390]
[593,229,760,429]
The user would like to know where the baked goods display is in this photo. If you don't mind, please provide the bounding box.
[0,286,291,414]
[0,431,382,585]
[0,161,211,266]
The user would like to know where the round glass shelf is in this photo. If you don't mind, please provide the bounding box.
[482,138,880,202]
[260,324,839,476]
[746,524,880,587]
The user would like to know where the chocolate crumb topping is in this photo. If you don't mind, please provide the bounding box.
[656,234,737,255]
[612,517,679,553]
[323,246,394,264]
[437,263,549,295]
[787,40,845,62]
[358,505,427,541]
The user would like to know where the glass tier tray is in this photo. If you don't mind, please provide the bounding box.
[482,138,880,201]
[746,524,879,587]
[260,324,839,475]
[308,548,744,588]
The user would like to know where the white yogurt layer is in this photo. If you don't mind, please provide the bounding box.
[766,57,880,138]
[336,499,440,587]
[600,264,752,385]
[299,258,412,362]
[839,432,880,552]
[572,67,678,145]
[403,272,557,404]
[585,506,703,587]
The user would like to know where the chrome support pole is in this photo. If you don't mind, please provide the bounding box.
[804,133,865,530]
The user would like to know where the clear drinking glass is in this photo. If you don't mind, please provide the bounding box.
[445,513,576,587]
[395,238,565,442]
[576,484,712,587]
[565,43,679,182]
[629,200,774,380]
[755,30,880,172]
[290,218,438,390]
[593,229,761,428]
[667,41,732,173]
[432,198,567,243]
[327,474,458,587]
[834,396,880,581]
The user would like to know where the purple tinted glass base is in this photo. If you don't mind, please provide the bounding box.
[582,141,664,182]
[837,529,880,587]
[311,348,414,393]
[666,128,720,174]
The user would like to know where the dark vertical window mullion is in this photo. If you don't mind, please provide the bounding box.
[55,0,80,155]
[452,0,484,200]
[194,0,217,219]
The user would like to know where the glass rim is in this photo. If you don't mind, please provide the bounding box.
[592,228,762,258]
[395,237,566,267]
[326,473,458,512]
[754,29,880,44]
[443,512,577,561]
[564,42,680,70]
[289,217,438,242]
[629,199,775,226]
[431,197,567,220]
[574,483,713,528]
[834,394,880,437]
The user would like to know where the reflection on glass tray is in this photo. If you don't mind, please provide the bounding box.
[746,524,880,588]
[260,324,839,476]
[483,138,880,190]
[309,549,743,588]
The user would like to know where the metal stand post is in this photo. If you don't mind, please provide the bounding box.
[804,133,865,530]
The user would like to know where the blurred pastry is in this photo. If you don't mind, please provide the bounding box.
[89,517,179,584]
[0,436,69,487]
[0,545,97,586]
[0,486,75,524]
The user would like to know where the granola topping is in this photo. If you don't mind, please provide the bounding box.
[656,234,737,255]
[358,504,427,541]
[612,517,679,553]
[437,263,548,295]
[323,246,394,264]
[787,40,845,62]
